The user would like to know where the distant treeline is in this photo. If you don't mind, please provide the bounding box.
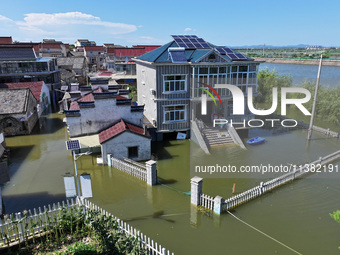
[255,69,340,125]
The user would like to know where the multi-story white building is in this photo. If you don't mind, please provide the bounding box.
[134,35,261,141]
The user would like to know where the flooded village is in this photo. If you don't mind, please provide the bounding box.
[0,34,340,255]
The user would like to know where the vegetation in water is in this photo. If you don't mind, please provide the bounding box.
[255,69,340,126]
[1,206,147,255]
[330,210,340,250]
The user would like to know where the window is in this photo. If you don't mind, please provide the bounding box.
[128,146,138,158]
[208,54,216,60]
[164,105,186,122]
[239,66,248,72]
[163,75,186,93]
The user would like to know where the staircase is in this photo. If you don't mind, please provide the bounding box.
[203,128,234,146]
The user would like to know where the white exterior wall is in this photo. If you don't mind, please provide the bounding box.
[136,62,157,124]
[39,82,51,116]
[66,98,143,137]
[101,131,151,164]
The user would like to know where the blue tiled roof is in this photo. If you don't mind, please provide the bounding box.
[136,36,251,64]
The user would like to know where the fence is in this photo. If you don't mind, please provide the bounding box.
[200,194,214,210]
[108,156,157,186]
[312,125,339,138]
[0,198,173,255]
[191,149,340,214]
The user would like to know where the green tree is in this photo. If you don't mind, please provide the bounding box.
[255,69,292,104]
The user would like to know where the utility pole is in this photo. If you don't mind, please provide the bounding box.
[262,43,265,56]
[307,54,323,140]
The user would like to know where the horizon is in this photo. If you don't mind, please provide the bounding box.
[0,0,339,47]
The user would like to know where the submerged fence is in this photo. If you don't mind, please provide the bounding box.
[192,150,340,214]
[0,198,173,255]
[107,155,157,185]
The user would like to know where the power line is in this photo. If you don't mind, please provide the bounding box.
[227,211,302,255]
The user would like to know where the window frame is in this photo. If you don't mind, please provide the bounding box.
[163,104,187,123]
[162,74,187,94]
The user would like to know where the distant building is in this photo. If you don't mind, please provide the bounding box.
[0,37,13,44]
[38,39,68,58]
[75,39,96,47]
[134,35,261,141]
[306,45,322,50]
[0,88,38,136]
[0,46,62,108]
[57,57,87,85]
[83,46,105,71]
[0,81,51,116]
[106,46,161,77]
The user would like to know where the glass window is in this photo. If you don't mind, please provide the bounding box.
[210,67,218,74]
[219,67,226,73]
[249,65,257,72]
[239,66,248,72]
[199,67,208,74]
[164,105,186,122]
[163,75,186,93]
[232,66,238,72]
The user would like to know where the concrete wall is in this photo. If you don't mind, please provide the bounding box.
[136,62,157,125]
[101,131,151,164]
[39,82,51,116]
[66,97,143,137]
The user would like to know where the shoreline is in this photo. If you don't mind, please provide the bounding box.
[254,57,340,67]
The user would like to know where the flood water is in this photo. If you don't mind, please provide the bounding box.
[259,62,340,87]
[3,113,340,254]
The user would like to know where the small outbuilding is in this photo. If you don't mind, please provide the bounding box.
[99,119,151,164]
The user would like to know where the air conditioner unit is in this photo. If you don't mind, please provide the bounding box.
[152,119,157,127]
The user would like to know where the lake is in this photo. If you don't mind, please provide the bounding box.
[259,62,340,87]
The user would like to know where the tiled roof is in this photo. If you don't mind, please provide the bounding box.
[135,36,251,63]
[107,47,146,57]
[0,37,12,44]
[40,43,62,49]
[0,88,31,114]
[116,95,127,100]
[57,57,86,70]
[78,93,94,102]
[99,119,149,144]
[135,41,172,63]
[69,101,80,110]
[93,87,103,93]
[0,46,36,60]
[133,45,161,52]
[84,46,104,51]
[0,81,44,102]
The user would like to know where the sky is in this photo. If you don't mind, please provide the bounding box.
[0,0,339,47]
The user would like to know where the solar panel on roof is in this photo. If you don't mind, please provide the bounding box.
[171,35,211,49]
[66,140,81,150]
[228,53,238,59]
[200,42,211,48]
[215,47,247,61]
[186,42,195,48]
[169,50,187,63]
[235,53,247,59]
